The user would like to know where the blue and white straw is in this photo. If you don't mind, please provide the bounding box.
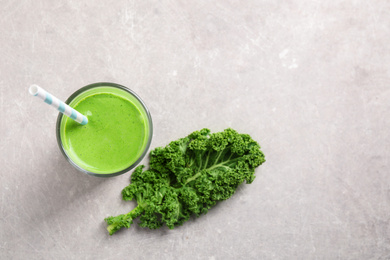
[29,84,88,125]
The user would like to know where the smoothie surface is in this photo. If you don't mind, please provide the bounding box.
[61,92,147,173]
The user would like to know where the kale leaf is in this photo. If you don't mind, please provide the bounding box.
[105,128,265,235]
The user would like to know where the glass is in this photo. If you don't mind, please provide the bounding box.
[56,82,153,177]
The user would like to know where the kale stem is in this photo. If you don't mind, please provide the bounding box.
[106,223,119,235]
[106,204,144,235]
[213,150,223,165]
[184,171,202,185]
[203,150,211,169]
[185,155,239,185]
[198,153,202,170]
[226,152,233,161]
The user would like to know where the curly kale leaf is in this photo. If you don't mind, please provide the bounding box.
[104,128,265,235]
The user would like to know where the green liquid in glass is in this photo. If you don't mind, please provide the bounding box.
[60,87,149,174]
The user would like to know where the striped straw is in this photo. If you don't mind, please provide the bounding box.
[29,84,88,125]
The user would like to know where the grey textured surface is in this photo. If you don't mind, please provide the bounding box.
[1,0,390,259]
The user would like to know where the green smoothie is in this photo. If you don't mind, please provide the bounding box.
[58,85,152,175]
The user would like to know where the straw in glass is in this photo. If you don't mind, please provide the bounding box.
[29,84,88,125]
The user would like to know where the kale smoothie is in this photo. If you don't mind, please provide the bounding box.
[57,84,152,176]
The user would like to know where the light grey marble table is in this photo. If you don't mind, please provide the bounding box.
[1,1,389,259]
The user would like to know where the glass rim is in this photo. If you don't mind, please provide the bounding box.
[55,82,153,177]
